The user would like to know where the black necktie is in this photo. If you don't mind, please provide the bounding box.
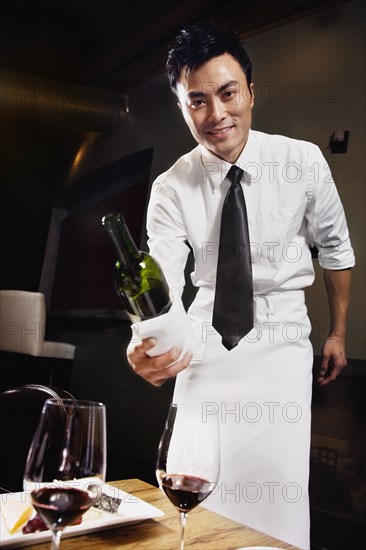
[212,165,254,350]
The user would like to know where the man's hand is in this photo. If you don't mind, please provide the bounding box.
[318,335,347,385]
[127,338,192,387]
[318,267,351,386]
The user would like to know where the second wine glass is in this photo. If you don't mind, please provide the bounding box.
[156,403,220,550]
[24,399,106,550]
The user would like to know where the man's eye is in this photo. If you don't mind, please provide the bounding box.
[191,99,205,108]
[223,90,235,99]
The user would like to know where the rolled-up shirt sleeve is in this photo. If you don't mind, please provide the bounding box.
[147,179,190,297]
[305,145,355,270]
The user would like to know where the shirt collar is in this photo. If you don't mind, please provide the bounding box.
[200,129,259,190]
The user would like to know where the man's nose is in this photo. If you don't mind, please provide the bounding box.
[207,98,226,123]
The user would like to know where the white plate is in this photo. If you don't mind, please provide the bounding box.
[0,483,164,548]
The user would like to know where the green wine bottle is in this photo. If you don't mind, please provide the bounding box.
[102,212,172,321]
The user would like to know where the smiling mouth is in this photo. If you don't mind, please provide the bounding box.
[208,125,234,136]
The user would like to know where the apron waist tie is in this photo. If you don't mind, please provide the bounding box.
[254,290,304,320]
[254,295,275,319]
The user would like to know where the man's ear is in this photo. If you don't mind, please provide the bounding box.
[249,83,255,107]
[177,102,182,111]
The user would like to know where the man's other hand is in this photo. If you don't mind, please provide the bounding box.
[127,338,192,386]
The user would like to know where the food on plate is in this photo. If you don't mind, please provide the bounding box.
[94,492,122,514]
[22,512,83,534]
[22,513,48,534]
[1,489,120,536]
[1,496,33,534]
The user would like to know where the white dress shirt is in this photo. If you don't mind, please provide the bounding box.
[147,129,354,312]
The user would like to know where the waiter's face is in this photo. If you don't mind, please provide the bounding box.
[176,53,254,164]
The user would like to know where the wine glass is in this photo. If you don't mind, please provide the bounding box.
[156,403,220,550]
[24,399,106,550]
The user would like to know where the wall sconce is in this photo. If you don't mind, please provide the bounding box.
[329,130,349,154]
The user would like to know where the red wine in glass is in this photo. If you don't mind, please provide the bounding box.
[31,487,93,531]
[24,399,106,550]
[156,403,220,550]
[161,474,214,512]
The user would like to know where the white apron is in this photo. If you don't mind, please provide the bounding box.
[173,290,313,550]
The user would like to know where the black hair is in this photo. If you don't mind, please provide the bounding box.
[166,24,252,94]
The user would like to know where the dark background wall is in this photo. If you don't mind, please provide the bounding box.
[0,119,80,291]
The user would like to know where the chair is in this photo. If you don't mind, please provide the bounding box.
[0,384,74,493]
[0,290,75,359]
[0,290,75,387]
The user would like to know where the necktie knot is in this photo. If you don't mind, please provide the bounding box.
[227,165,244,187]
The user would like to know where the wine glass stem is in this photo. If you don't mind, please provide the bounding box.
[178,511,188,550]
[51,530,62,550]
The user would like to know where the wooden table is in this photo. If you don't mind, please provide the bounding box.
[24,479,300,549]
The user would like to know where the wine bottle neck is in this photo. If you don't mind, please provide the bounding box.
[102,214,141,267]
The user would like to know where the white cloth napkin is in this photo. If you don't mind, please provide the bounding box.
[127,291,197,362]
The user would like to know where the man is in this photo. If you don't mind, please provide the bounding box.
[128,25,354,548]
